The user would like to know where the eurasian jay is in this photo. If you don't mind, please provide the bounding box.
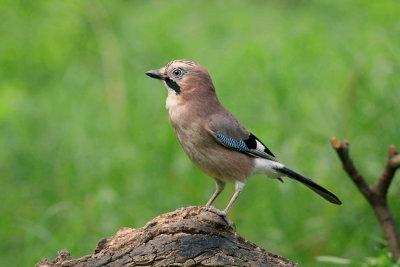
[146,59,341,215]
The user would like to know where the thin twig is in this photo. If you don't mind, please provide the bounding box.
[374,145,400,197]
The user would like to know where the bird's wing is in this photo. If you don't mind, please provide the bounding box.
[207,112,280,162]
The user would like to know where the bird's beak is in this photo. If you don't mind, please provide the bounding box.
[145,69,167,80]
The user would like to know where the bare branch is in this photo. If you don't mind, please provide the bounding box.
[330,137,373,199]
[330,137,400,260]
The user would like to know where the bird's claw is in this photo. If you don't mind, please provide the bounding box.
[204,206,236,228]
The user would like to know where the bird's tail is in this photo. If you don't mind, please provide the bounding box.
[274,166,342,205]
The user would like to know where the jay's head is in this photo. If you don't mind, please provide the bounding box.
[146,60,215,96]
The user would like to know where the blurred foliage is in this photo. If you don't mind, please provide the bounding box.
[356,248,400,267]
[317,244,400,266]
[1,0,400,266]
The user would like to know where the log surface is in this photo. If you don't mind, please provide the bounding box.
[36,206,301,266]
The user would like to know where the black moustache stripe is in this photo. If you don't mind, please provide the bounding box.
[165,78,181,95]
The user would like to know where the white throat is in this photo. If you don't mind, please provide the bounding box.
[165,88,180,119]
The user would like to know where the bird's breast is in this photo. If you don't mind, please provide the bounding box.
[170,118,254,182]
[165,93,254,182]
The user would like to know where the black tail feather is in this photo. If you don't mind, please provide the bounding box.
[275,166,342,205]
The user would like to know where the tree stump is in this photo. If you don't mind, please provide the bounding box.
[36,206,301,266]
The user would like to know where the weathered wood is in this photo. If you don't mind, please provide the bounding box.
[36,206,301,266]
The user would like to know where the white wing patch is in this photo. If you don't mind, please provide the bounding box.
[245,135,280,162]
[255,140,264,151]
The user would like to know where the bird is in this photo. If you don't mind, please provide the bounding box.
[145,59,341,215]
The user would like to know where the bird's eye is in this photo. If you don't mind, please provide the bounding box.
[172,69,183,77]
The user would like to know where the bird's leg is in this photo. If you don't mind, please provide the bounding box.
[206,179,225,207]
[223,181,245,215]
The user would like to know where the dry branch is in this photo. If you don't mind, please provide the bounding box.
[35,206,301,267]
[330,137,400,260]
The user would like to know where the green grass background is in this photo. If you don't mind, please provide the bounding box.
[1,0,399,266]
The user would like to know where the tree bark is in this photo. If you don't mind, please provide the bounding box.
[36,206,301,267]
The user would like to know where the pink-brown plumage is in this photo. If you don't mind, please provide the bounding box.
[146,59,342,215]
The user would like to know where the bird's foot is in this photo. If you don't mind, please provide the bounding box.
[223,217,236,229]
[204,206,236,229]
[205,205,226,216]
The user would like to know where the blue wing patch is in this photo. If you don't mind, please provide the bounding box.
[214,131,279,162]
[215,132,249,152]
